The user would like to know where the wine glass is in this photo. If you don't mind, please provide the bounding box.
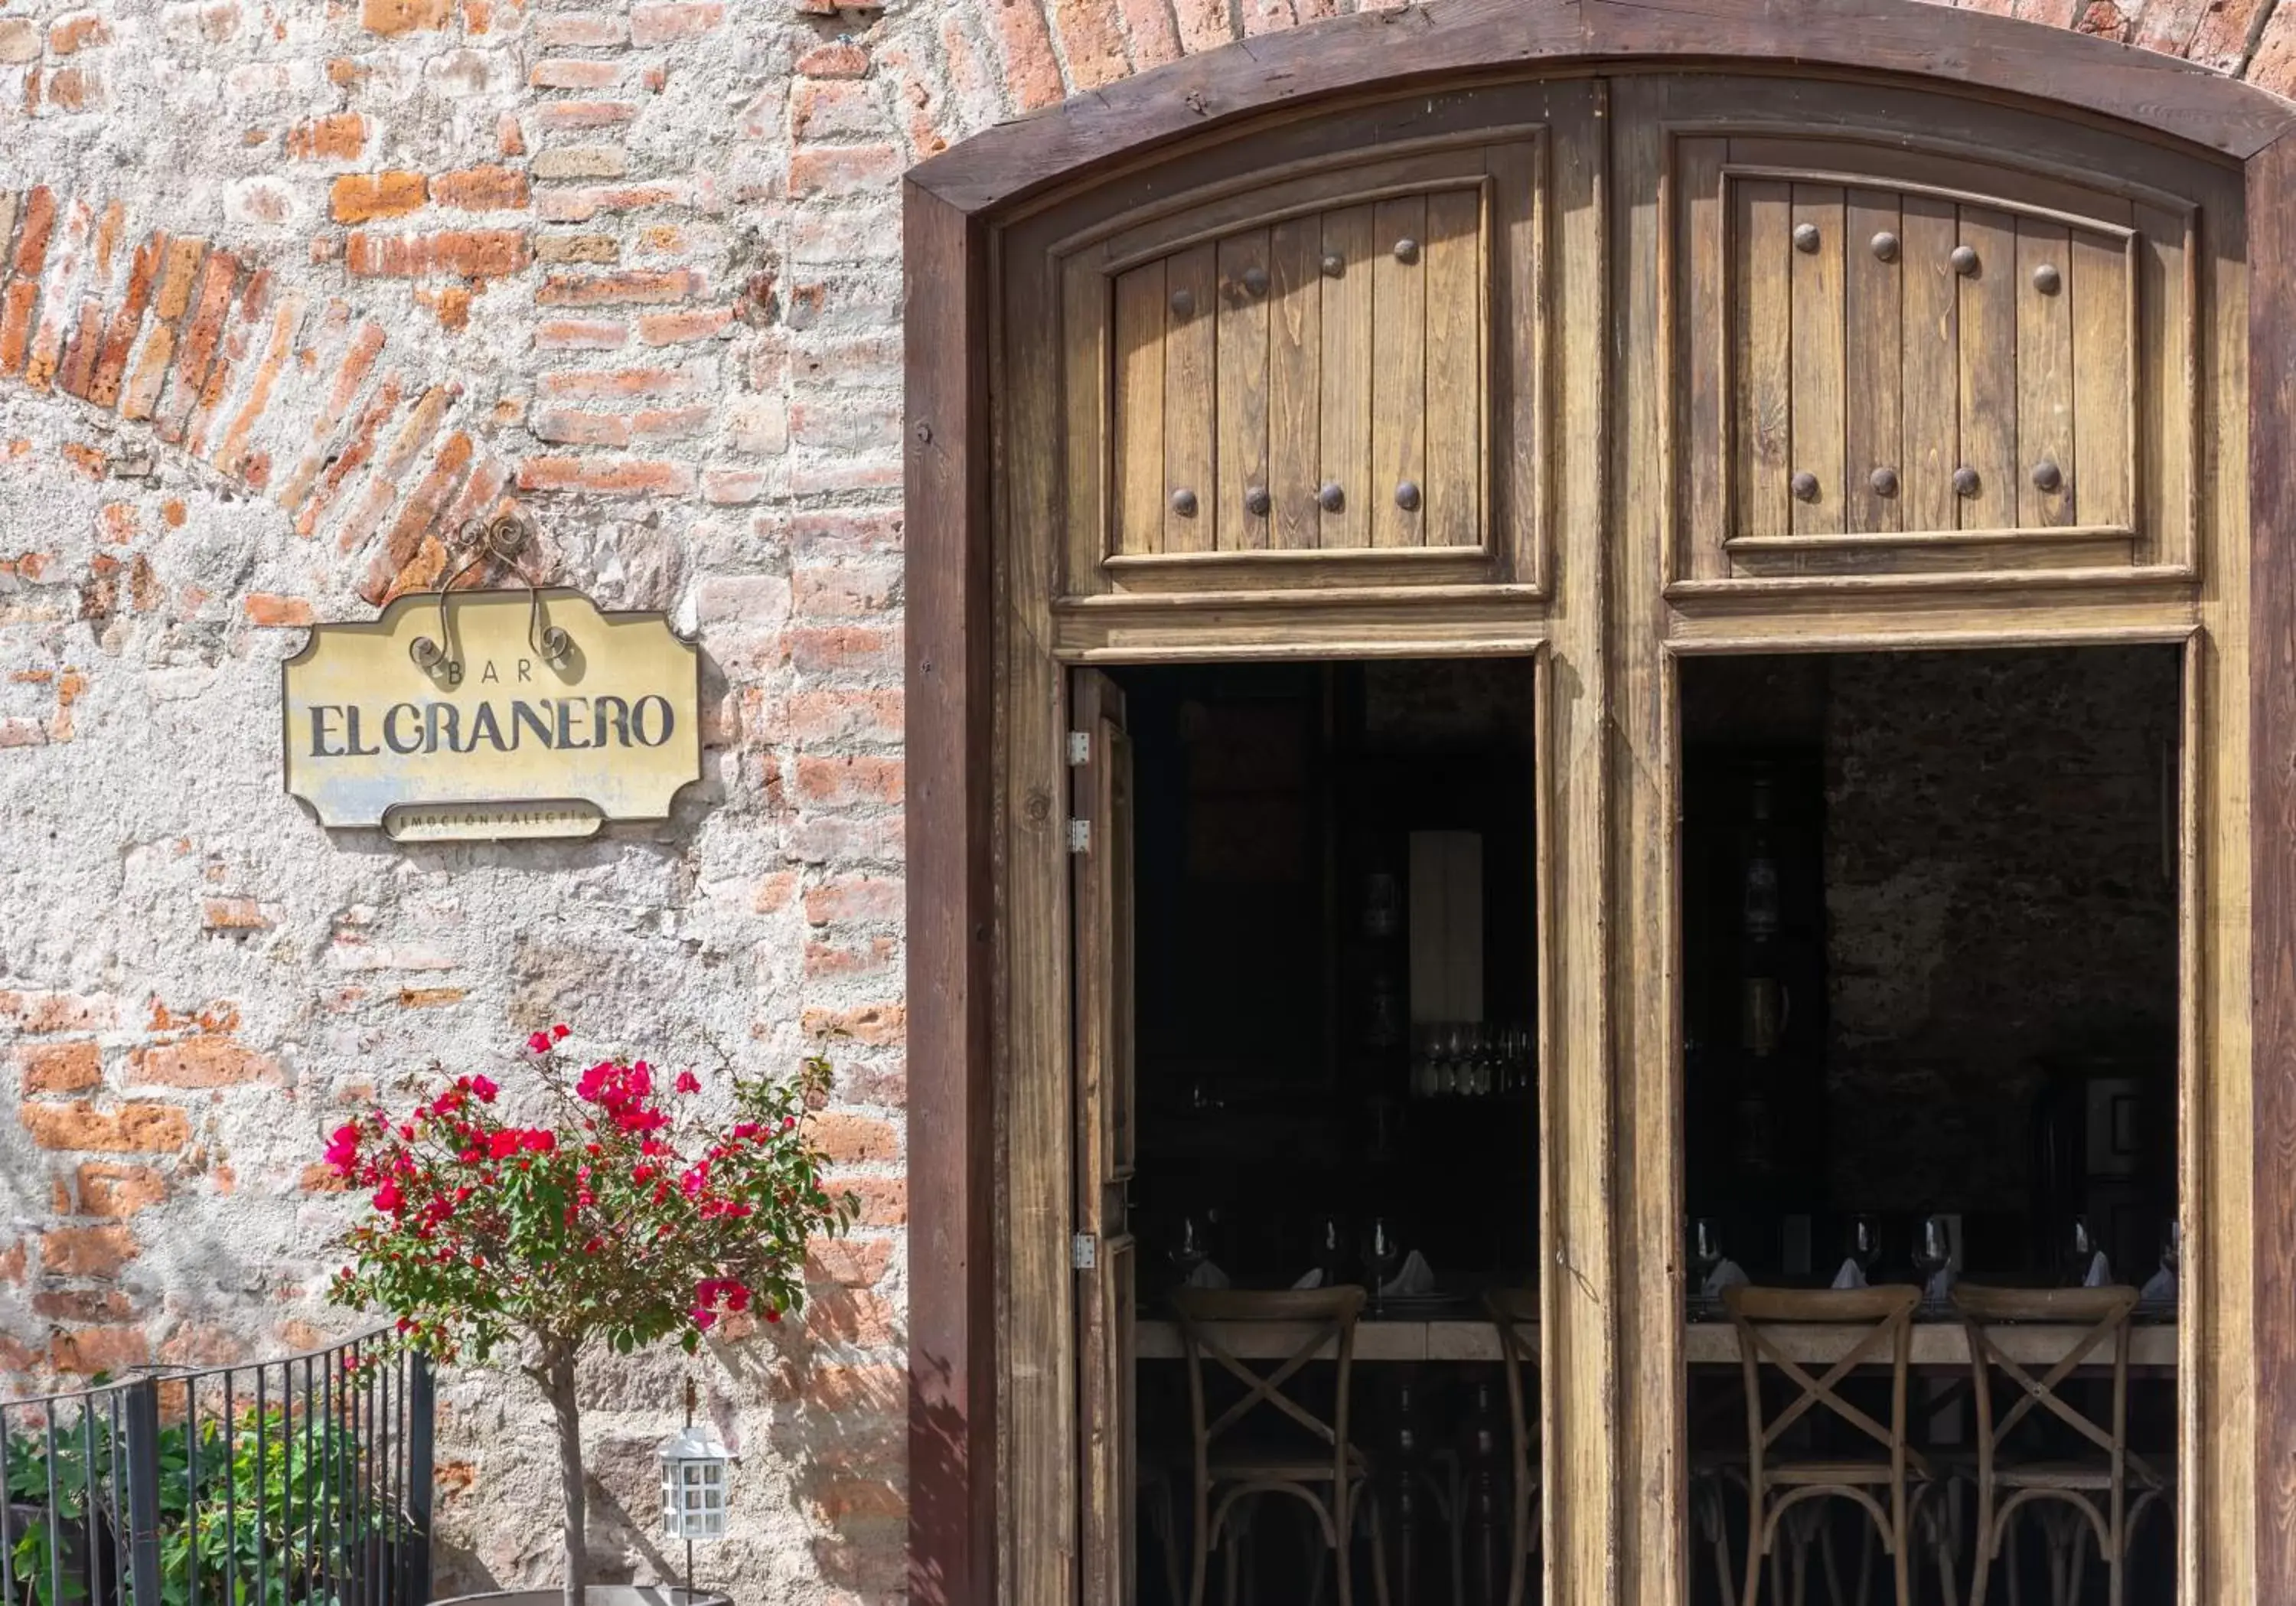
[1847,1216,1881,1280]
[1314,1214,1349,1288]
[2161,1218,2183,1277]
[1913,1216,1952,1301]
[1690,1217,1724,1301]
[1365,1217,1404,1314]
[2064,1216,2097,1285]
[1169,1213,1211,1288]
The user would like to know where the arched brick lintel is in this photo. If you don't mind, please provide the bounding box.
[913,0,2296,217]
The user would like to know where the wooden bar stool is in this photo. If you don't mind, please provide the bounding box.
[1722,1284,1934,1606]
[1172,1287,1391,1606]
[1485,1288,1544,1606]
[1951,1284,2168,1606]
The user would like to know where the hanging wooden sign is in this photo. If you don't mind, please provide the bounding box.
[282,585,702,842]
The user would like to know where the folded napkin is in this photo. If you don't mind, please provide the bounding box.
[1830,1257,1868,1290]
[2082,1249,2112,1288]
[1380,1250,1435,1298]
[1701,1258,1749,1297]
[1923,1265,1955,1304]
[1185,1260,1230,1289]
[2141,1265,2177,1303]
[1291,1267,1325,1290]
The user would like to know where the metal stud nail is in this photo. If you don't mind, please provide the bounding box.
[1393,238,1420,264]
[1871,231,1900,263]
[1241,266,1270,297]
[2030,459,2063,494]
[1321,252,1345,278]
[1792,223,1821,253]
[1791,471,1820,502]
[1950,244,1981,276]
[1244,486,1272,517]
[1169,288,1195,318]
[1952,465,1981,498]
[1317,481,1345,513]
[1394,480,1422,512]
[1870,466,1900,498]
[1169,487,1198,517]
[2032,263,2063,295]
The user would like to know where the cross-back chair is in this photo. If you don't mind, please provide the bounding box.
[1723,1284,1935,1606]
[1951,1284,2167,1606]
[1484,1288,1544,1606]
[1171,1286,1391,1606]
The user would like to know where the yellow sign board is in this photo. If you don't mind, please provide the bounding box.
[282,589,701,841]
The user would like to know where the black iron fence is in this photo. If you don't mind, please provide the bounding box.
[2,1333,433,1606]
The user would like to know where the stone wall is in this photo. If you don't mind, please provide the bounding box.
[0,0,2288,1598]
[1823,648,2183,1216]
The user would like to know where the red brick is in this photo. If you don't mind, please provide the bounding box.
[782,689,902,744]
[0,1242,21,1284]
[76,1162,167,1218]
[533,12,627,45]
[637,306,732,344]
[201,896,272,930]
[791,625,902,676]
[47,13,111,54]
[807,1238,893,1288]
[1,991,119,1033]
[802,1002,906,1046]
[86,230,162,409]
[16,1042,101,1095]
[787,144,904,198]
[287,113,367,160]
[796,41,870,77]
[41,65,106,113]
[827,1173,905,1226]
[361,0,450,32]
[530,58,623,89]
[431,165,530,211]
[346,229,528,280]
[628,0,722,44]
[34,1289,136,1323]
[983,0,1063,111]
[131,1036,279,1087]
[537,364,706,399]
[702,468,766,504]
[530,407,631,446]
[533,100,638,130]
[792,753,902,808]
[805,935,898,978]
[243,592,315,627]
[805,1110,899,1164]
[803,1284,898,1348]
[515,455,696,495]
[804,876,903,925]
[49,1326,150,1374]
[536,268,702,305]
[811,1477,905,1524]
[41,1224,138,1277]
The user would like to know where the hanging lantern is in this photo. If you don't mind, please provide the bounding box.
[657,1422,732,1540]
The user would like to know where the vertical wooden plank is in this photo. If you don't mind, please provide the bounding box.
[1788,183,1846,535]
[1062,255,1111,592]
[1733,178,1793,539]
[1112,262,1166,557]
[1899,194,1961,533]
[901,179,995,1606]
[1423,187,1483,550]
[1679,137,1729,579]
[1214,230,1272,552]
[1955,205,2018,530]
[1319,204,1375,549]
[2137,204,2196,570]
[1843,188,1903,534]
[2016,217,2076,527]
[1371,194,1428,548]
[2070,228,2132,531]
[1267,216,1322,551]
[1485,137,1545,586]
[1161,242,1217,554]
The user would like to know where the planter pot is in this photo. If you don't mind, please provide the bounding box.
[433,1590,732,1606]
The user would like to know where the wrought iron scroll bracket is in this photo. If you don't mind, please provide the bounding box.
[407,511,572,680]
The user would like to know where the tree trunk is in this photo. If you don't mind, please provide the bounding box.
[541,1339,586,1606]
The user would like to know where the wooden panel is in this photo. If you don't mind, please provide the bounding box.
[1063,255,1110,591]
[2071,227,2133,531]
[2136,203,2194,571]
[1161,242,1217,555]
[1678,137,1729,579]
[1319,204,1375,548]
[1113,263,1166,557]
[1424,187,1483,550]
[1899,194,1962,534]
[1955,206,2018,530]
[1215,230,1271,552]
[1371,194,1428,548]
[1486,136,1546,588]
[1733,179,1793,538]
[1843,188,1903,534]
[1789,184,1846,535]
[2016,217,2076,527]
[1267,216,1322,552]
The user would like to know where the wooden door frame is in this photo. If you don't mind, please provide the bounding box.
[902,6,2296,1602]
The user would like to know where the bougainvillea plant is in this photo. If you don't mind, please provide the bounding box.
[325,1028,856,1606]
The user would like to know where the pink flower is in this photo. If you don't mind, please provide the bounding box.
[373,1179,403,1213]
[520,1129,555,1153]
[527,1031,553,1055]
[553,1023,570,1041]
[488,1131,521,1160]
[680,1164,709,1200]
[324,1123,360,1175]
[470,1076,498,1103]
[691,1305,718,1330]
[675,1070,701,1095]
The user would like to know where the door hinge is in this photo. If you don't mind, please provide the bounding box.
[1067,730,1091,765]
[1072,1232,1097,1270]
[1068,818,1091,853]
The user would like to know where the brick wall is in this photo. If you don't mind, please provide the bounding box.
[0,0,2288,1597]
